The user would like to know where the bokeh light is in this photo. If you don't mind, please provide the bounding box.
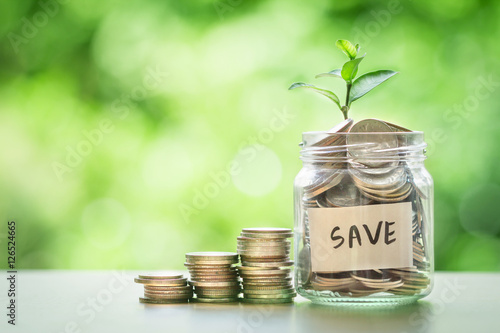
[0,0,499,271]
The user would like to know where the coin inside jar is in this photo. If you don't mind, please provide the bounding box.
[346,119,399,168]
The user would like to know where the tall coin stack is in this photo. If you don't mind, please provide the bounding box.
[185,252,241,303]
[237,228,296,304]
[134,274,192,304]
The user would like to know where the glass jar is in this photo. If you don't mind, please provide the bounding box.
[294,125,433,305]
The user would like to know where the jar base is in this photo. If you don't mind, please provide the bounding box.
[298,288,423,307]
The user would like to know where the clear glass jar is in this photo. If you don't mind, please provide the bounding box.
[294,129,433,305]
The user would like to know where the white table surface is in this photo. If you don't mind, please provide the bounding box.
[1,271,499,333]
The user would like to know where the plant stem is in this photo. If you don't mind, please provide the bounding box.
[345,82,352,107]
[341,106,348,119]
[342,82,352,119]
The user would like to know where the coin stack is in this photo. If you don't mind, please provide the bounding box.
[185,252,241,303]
[237,228,296,304]
[134,274,192,304]
[299,118,431,297]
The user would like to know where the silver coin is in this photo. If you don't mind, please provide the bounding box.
[297,245,312,285]
[325,178,370,207]
[360,181,412,197]
[384,121,412,132]
[310,118,354,147]
[349,165,406,190]
[303,170,345,199]
[347,119,399,168]
[360,187,412,203]
[348,159,400,175]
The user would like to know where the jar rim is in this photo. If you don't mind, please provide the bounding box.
[302,130,424,135]
[299,131,427,163]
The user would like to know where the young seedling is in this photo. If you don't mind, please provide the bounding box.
[289,39,398,120]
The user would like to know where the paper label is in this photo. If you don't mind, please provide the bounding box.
[309,202,412,272]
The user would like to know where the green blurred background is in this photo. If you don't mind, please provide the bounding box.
[0,0,499,270]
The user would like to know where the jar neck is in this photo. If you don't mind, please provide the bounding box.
[299,131,427,164]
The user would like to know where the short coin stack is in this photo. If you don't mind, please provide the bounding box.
[185,252,241,303]
[237,228,296,304]
[134,274,192,304]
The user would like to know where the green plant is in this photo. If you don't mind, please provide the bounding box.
[289,39,398,120]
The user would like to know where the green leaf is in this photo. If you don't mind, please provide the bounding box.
[336,40,357,60]
[315,69,342,79]
[355,44,360,54]
[349,70,398,103]
[289,82,341,109]
[341,57,364,82]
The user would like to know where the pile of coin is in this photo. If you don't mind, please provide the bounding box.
[185,252,241,303]
[298,118,431,298]
[134,274,192,304]
[237,228,296,304]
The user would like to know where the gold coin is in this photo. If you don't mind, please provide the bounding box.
[242,228,292,234]
[187,267,237,272]
[139,297,189,304]
[189,274,238,279]
[186,252,238,260]
[240,232,293,239]
[193,297,239,303]
[144,285,192,292]
[242,284,293,290]
[237,237,291,243]
[189,270,238,275]
[241,254,290,260]
[189,276,239,282]
[195,293,241,299]
[239,253,290,259]
[241,261,294,268]
[186,260,237,266]
[144,292,192,299]
[243,293,296,299]
[189,281,240,287]
[195,287,241,293]
[243,288,295,295]
[138,274,184,280]
[241,278,292,284]
[239,270,290,276]
[184,263,235,268]
[240,298,294,304]
[189,275,239,280]
[134,278,187,286]
[237,265,281,271]
[237,244,291,250]
[238,247,291,252]
[143,288,193,295]
[195,290,241,296]
[192,283,241,288]
[237,239,290,245]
